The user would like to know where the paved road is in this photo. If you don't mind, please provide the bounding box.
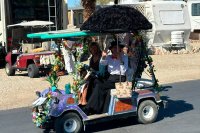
[0,80,200,133]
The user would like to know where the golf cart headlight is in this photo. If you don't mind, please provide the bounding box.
[136,83,145,89]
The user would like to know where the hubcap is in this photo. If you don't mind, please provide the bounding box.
[142,105,154,119]
[64,118,77,132]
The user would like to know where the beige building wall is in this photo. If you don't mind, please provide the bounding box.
[67,9,83,28]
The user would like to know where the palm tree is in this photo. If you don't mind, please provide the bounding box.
[81,0,118,21]
[81,0,97,21]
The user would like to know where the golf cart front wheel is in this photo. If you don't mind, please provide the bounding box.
[137,100,158,124]
[55,112,83,133]
[5,63,15,76]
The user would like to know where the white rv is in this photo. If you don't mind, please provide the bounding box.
[119,0,191,49]
[187,0,200,39]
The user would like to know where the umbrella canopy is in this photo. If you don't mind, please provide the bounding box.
[80,5,152,33]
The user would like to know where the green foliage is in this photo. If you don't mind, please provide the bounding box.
[46,71,60,87]
[46,54,64,89]
[70,62,87,102]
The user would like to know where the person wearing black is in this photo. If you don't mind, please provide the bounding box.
[78,42,102,106]
[89,42,102,71]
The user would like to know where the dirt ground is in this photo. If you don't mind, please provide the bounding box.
[0,52,200,111]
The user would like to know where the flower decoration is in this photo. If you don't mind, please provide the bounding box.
[73,40,89,62]
[70,62,87,102]
[32,91,53,128]
[46,54,64,91]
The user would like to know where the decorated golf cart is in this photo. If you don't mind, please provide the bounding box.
[30,5,168,133]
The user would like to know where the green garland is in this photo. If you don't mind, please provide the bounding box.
[46,54,64,91]
[131,32,162,92]
[71,62,87,102]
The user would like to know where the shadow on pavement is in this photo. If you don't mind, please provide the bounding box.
[84,117,138,133]
[157,96,194,121]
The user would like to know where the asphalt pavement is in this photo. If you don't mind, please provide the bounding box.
[0,80,200,133]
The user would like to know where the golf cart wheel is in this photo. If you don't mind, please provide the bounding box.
[27,64,39,78]
[5,63,15,76]
[55,112,83,133]
[137,100,158,124]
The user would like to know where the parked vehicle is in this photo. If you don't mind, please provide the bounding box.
[4,21,59,78]
[0,0,67,64]
[5,49,55,78]
[129,1,191,48]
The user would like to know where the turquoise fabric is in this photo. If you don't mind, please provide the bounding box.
[98,64,106,77]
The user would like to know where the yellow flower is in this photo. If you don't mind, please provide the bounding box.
[53,65,59,71]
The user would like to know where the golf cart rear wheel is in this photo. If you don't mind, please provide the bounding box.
[5,63,15,76]
[137,100,158,124]
[55,112,83,133]
[27,64,39,78]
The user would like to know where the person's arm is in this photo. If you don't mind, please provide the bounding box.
[100,50,108,66]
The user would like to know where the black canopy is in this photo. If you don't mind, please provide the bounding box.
[80,5,152,33]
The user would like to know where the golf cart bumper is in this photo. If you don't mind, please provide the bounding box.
[158,100,168,109]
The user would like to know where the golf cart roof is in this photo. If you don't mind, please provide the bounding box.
[7,20,54,28]
[27,28,99,39]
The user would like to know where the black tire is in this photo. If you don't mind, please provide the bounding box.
[5,63,15,76]
[137,100,158,124]
[55,112,83,133]
[27,64,39,78]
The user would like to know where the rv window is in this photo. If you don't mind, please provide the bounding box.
[192,3,200,16]
[159,10,184,25]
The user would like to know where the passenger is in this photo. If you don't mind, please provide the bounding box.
[78,42,102,106]
[83,41,128,115]
[89,42,102,71]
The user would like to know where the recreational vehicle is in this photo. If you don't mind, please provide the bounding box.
[187,0,200,40]
[120,0,191,49]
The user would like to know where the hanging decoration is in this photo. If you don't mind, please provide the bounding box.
[71,62,88,102]
[46,53,64,91]
[130,32,161,92]
[32,53,64,127]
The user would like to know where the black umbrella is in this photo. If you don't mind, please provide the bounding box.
[80,5,152,33]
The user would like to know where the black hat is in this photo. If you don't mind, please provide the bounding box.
[109,41,124,50]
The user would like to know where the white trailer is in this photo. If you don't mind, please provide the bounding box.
[187,0,200,40]
[120,0,191,49]
[0,0,67,63]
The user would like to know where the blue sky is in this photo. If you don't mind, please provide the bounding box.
[68,0,80,7]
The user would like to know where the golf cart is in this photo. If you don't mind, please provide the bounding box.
[5,21,56,78]
[31,5,168,133]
